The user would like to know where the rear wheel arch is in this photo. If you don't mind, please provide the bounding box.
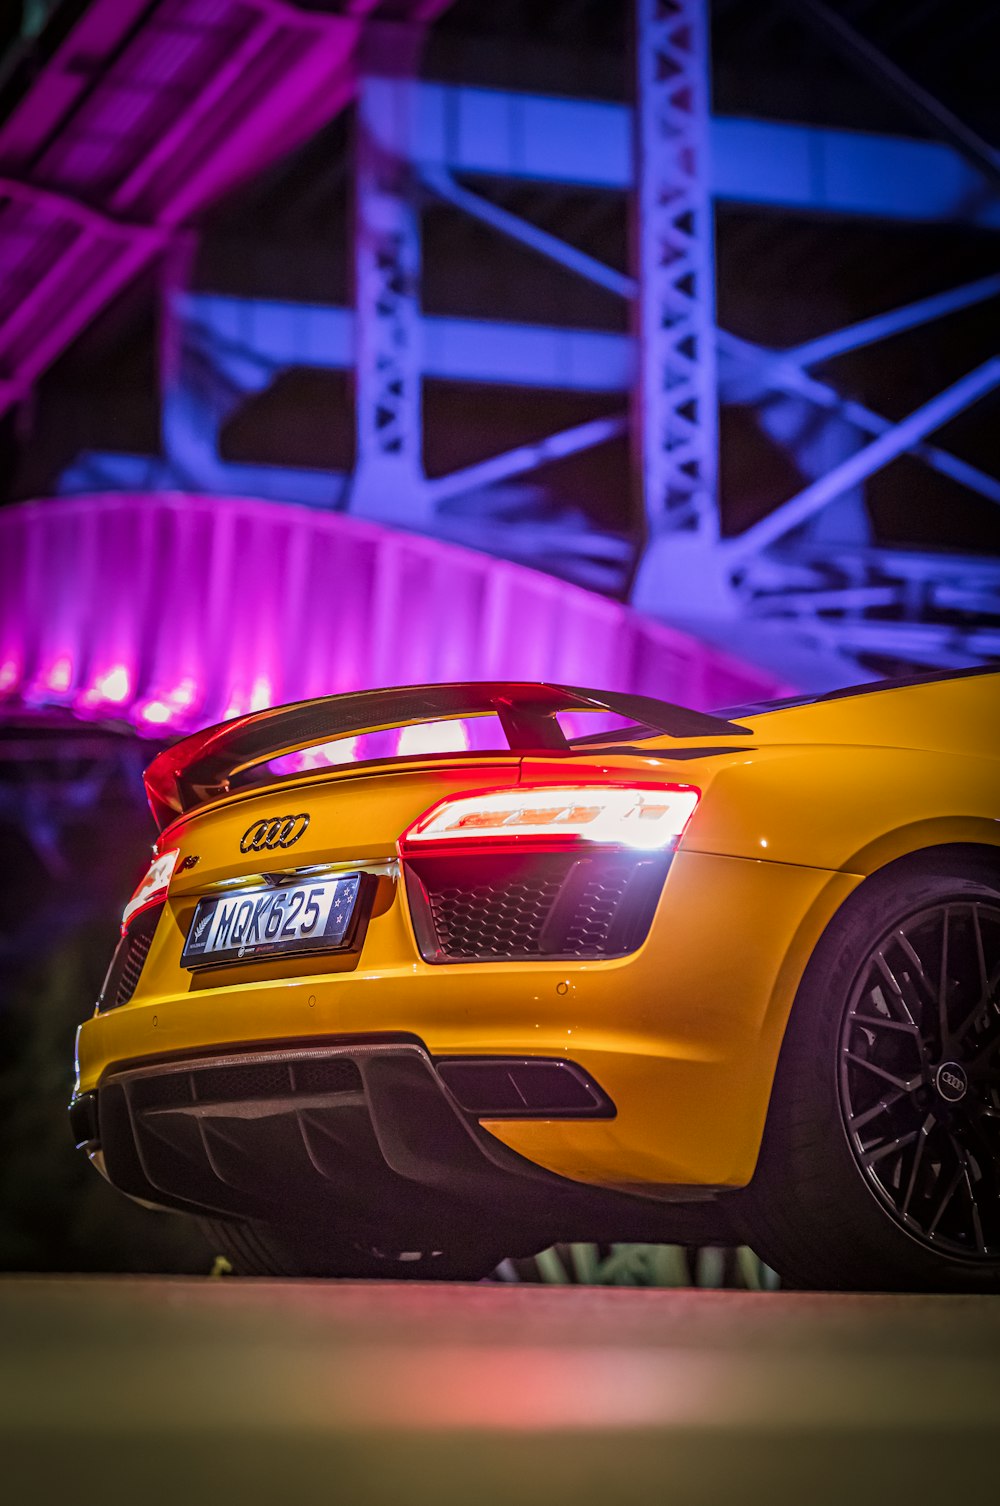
[778,843,1000,1041]
[839,820,1000,882]
[866,841,1000,884]
[760,842,1000,1126]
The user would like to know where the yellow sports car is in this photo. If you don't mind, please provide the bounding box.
[70,669,999,1289]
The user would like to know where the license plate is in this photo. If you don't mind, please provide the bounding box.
[181,874,363,969]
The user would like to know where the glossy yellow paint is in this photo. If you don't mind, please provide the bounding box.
[75,670,1000,1192]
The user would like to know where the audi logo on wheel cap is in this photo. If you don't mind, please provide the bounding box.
[240,813,310,853]
[935,1061,968,1103]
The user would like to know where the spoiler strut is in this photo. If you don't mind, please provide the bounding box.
[143,682,752,830]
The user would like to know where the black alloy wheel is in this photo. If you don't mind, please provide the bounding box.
[838,899,1000,1263]
[748,854,1000,1291]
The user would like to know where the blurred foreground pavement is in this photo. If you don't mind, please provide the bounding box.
[2,1278,998,1506]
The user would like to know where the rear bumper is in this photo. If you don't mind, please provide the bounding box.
[69,1039,730,1246]
[75,850,860,1189]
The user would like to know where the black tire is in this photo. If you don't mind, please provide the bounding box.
[199,1215,504,1280]
[749,851,1000,1292]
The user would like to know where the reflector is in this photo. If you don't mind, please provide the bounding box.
[400,784,700,853]
[121,849,179,932]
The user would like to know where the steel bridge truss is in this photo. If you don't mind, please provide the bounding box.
[45,0,1000,684]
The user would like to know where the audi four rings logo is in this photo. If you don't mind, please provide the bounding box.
[240,813,310,853]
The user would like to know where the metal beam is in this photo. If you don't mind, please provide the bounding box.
[178,292,633,391]
[0,178,168,409]
[794,0,1000,193]
[421,166,635,298]
[350,32,429,522]
[781,273,1000,371]
[709,117,1000,227]
[726,359,1000,563]
[634,0,719,543]
[425,414,627,505]
[147,290,1000,513]
[409,82,1000,226]
[799,618,1000,665]
[718,330,1000,507]
[0,177,161,240]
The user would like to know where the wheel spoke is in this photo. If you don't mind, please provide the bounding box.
[968,1190,987,1256]
[861,1129,920,1169]
[937,906,950,1048]
[848,1088,908,1132]
[926,1161,964,1238]
[844,1052,920,1093]
[955,1151,989,1257]
[973,905,989,996]
[968,1033,1000,1075]
[873,949,919,1026]
[895,931,938,1010]
[950,955,1000,1052]
[850,1013,921,1036]
[900,1115,934,1219]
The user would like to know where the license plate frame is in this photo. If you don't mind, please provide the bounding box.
[180,872,373,970]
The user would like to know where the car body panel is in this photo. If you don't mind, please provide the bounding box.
[670,745,999,873]
[736,670,997,759]
[75,843,858,1188]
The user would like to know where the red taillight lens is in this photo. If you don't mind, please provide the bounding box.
[399,784,700,855]
[121,848,179,932]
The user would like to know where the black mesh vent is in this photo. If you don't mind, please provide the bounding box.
[406,853,670,963]
[117,926,154,1005]
[128,1055,363,1113]
[194,1061,293,1102]
[563,872,631,954]
[129,1071,194,1112]
[292,1057,364,1095]
[429,873,565,958]
[97,903,164,1012]
[192,1058,363,1102]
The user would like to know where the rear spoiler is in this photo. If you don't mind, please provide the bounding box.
[143,682,752,830]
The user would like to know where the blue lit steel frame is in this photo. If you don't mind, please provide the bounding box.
[56,4,1000,684]
[633,0,719,555]
[351,22,429,524]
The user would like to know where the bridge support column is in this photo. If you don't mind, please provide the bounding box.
[349,24,429,524]
[630,0,725,617]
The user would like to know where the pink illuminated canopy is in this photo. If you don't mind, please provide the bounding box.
[0,493,789,745]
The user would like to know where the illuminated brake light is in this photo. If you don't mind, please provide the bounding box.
[400,784,700,853]
[121,849,179,932]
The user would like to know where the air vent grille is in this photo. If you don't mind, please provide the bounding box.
[406,853,669,963]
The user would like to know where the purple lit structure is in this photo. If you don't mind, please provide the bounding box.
[0,494,787,742]
[2,0,996,703]
[0,0,450,419]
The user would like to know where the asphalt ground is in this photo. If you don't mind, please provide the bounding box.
[2,1278,998,1506]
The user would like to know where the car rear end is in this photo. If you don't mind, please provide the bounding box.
[70,682,854,1251]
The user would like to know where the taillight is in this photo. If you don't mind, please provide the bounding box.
[399,784,700,855]
[121,849,179,933]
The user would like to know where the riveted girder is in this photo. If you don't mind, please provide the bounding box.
[350,24,429,523]
[633,0,719,546]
